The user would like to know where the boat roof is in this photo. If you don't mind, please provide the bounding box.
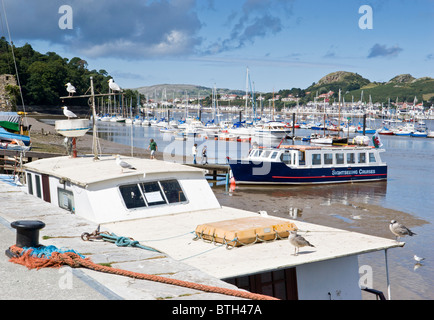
[24,155,205,188]
[102,207,403,279]
[277,144,379,151]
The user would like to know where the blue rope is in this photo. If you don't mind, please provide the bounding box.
[100,233,161,253]
[21,245,86,259]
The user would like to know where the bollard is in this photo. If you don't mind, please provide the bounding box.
[5,220,46,258]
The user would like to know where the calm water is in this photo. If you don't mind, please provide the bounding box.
[94,114,434,299]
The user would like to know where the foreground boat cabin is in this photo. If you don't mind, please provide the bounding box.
[22,155,399,300]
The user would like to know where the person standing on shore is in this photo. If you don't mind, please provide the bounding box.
[192,143,198,164]
[148,139,158,159]
[201,145,208,165]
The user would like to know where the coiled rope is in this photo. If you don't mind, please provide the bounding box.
[7,245,278,301]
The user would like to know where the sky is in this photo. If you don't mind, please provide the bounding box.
[1,0,433,92]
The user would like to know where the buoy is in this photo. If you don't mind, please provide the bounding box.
[230,176,236,191]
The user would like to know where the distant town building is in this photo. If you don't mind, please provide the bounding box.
[0,74,17,111]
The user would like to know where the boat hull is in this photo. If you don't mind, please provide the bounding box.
[229,161,387,184]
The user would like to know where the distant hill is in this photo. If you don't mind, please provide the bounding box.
[132,71,434,106]
[304,71,434,104]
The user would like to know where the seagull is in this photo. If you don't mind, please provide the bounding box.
[414,255,425,263]
[108,79,122,92]
[389,220,416,241]
[61,106,77,119]
[289,231,315,256]
[115,154,136,173]
[65,82,76,96]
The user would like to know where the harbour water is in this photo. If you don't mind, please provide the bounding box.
[52,114,434,299]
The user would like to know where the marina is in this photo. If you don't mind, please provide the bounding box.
[1,109,433,300]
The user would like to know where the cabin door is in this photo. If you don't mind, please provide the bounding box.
[224,268,298,300]
[41,174,51,203]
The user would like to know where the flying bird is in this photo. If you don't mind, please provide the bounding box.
[61,106,77,119]
[389,220,416,241]
[116,154,136,173]
[65,82,76,96]
[108,79,122,92]
[289,231,315,256]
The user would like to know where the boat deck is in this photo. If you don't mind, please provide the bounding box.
[102,207,403,280]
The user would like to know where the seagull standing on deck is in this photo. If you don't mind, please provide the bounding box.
[65,82,76,96]
[389,220,416,241]
[108,79,122,92]
[61,106,77,119]
[116,154,136,173]
[289,231,315,256]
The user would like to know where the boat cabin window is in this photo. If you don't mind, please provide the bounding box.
[298,151,306,165]
[369,152,377,163]
[27,173,33,195]
[335,153,344,165]
[119,184,146,209]
[141,182,167,206]
[35,175,42,199]
[270,151,279,159]
[119,179,187,210]
[262,150,271,158]
[347,153,355,164]
[280,152,292,164]
[358,153,366,164]
[160,180,187,203]
[312,153,321,165]
[323,153,333,165]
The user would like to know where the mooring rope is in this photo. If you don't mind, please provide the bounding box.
[7,245,278,301]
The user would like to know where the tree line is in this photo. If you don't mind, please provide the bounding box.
[0,37,139,110]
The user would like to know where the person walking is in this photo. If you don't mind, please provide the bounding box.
[201,145,208,165]
[148,138,158,159]
[192,143,198,164]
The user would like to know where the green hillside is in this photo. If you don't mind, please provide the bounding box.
[302,71,434,105]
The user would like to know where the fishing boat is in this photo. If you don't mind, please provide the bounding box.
[22,153,399,300]
[228,144,387,185]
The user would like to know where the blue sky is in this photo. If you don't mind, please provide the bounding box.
[3,0,434,92]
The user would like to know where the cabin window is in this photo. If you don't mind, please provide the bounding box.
[119,179,188,210]
[35,175,42,198]
[312,154,321,165]
[262,150,271,158]
[270,151,278,159]
[298,152,306,165]
[251,150,260,157]
[369,153,376,163]
[27,173,33,195]
[160,180,187,204]
[335,153,344,165]
[57,188,75,212]
[140,182,166,207]
[323,153,333,165]
[347,153,355,164]
[280,152,291,164]
[358,153,366,164]
[119,184,146,209]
